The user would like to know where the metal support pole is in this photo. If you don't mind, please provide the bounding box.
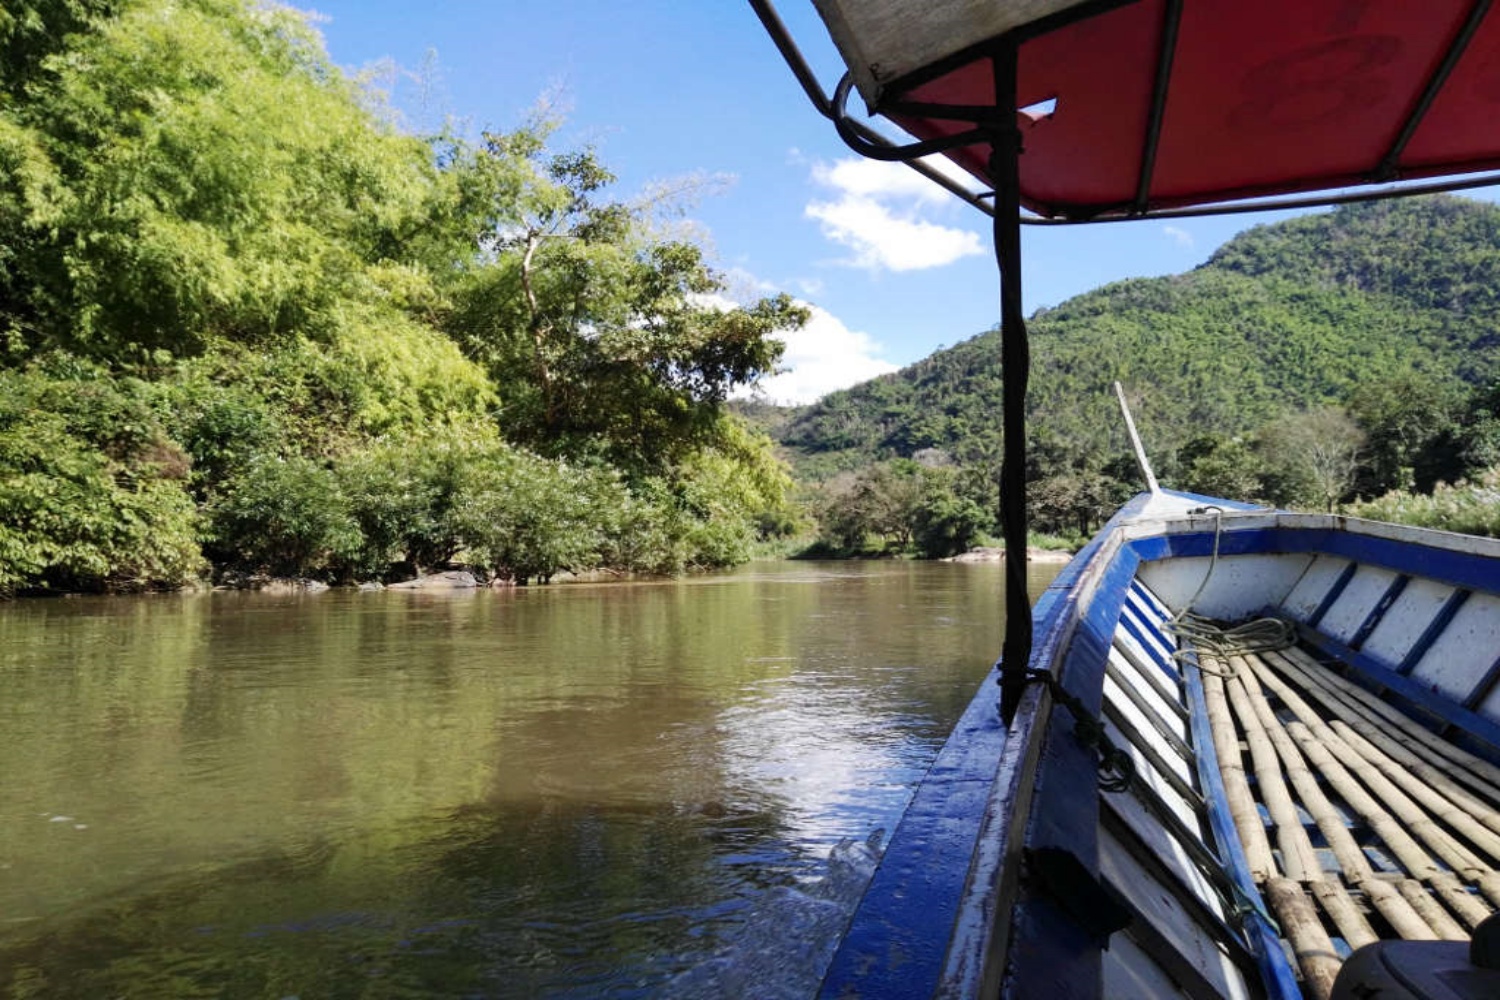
[992,41,1033,726]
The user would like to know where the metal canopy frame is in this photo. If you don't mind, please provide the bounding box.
[756,0,1500,225]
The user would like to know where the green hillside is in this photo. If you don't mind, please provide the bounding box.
[784,197,1500,477]
[780,197,1500,554]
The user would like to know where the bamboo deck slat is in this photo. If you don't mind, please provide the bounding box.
[1265,877,1342,1000]
[1182,632,1500,999]
[1199,651,1276,881]
[1274,646,1500,802]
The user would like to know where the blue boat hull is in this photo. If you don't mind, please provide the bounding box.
[820,492,1500,999]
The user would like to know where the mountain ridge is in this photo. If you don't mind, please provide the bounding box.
[776,195,1500,482]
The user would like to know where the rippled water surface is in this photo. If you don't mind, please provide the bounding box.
[0,560,1060,998]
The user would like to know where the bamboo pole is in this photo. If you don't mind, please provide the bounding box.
[1199,652,1277,881]
[1362,878,1439,940]
[1231,655,1438,939]
[1309,878,1378,951]
[1266,649,1500,837]
[1429,870,1494,931]
[1187,622,1500,984]
[1265,877,1341,1000]
[1225,671,1321,881]
[1233,658,1375,882]
[1327,719,1500,865]
[1274,647,1500,801]
[1397,879,1468,940]
[1326,718,1500,843]
[1247,654,1500,865]
[1478,872,1500,910]
[1283,720,1451,879]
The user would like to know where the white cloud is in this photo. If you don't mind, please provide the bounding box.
[1163,224,1195,248]
[811,154,981,203]
[739,303,898,405]
[806,157,984,272]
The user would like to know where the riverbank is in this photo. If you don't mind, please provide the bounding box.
[944,547,1075,564]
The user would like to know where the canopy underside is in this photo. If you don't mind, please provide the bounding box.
[814,0,1500,219]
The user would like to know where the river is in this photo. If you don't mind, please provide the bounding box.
[0,560,1061,998]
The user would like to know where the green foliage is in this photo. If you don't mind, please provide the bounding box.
[2,0,446,360]
[815,463,921,553]
[333,433,462,578]
[206,455,361,579]
[161,364,281,493]
[0,362,203,594]
[441,129,804,476]
[1349,468,1500,538]
[448,449,621,584]
[0,0,118,100]
[1210,197,1500,354]
[1176,434,1262,502]
[778,196,1500,542]
[1029,470,1131,538]
[1346,371,1463,495]
[1255,406,1367,511]
[1447,380,1500,474]
[809,460,997,558]
[39,0,1500,585]
[0,0,808,592]
[912,473,989,559]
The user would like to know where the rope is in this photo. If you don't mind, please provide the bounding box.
[1226,873,1283,936]
[1167,614,1296,663]
[1178,505,1226,615]
[1160,507,1296,669]
[1024,668,1136,793]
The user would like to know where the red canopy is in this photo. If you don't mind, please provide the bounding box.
[819,0,1500,219]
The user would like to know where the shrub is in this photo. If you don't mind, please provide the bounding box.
[1348,468,1500,538]
[913,492,989,559]
[207,456,361,578]
[0,364,204,594]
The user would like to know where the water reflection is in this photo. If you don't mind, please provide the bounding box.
[0,561,1059,997]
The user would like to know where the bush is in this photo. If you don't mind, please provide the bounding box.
[335,436,459,578]
[448,449,623,584]
[162,372,281,495]
[0,364,204,594]
[207,456,361,579]
[1348,468,1500,538]
[913,492,989,559]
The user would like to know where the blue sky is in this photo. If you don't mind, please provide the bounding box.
[298,2,1485,404]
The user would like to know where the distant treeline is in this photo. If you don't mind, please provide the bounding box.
[0,0,806,595]
[767,197,1500,551]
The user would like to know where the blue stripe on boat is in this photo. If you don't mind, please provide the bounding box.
[1349,574,1409,651]
[1400,589,1471,676]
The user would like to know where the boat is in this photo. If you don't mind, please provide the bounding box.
[751,2,1500,997]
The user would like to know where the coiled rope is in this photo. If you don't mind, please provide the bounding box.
[1161,506,1296,672]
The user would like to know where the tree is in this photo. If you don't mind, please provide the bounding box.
[0,361,203,594]
[1346,371,1461,495]
[442,129,805,476]
[1175,434,1263,501]
[912,468,989,558]
[206,456,361,579]
[1,0,451,360]
[1258,407,1366,511]
[1029,470,1128,539]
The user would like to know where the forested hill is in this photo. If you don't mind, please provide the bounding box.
[780,196,1500,481]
